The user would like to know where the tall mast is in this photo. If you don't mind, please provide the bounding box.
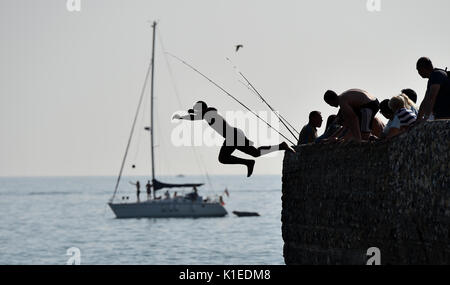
[150,21,157,187]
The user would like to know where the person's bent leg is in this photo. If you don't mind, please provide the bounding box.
[238,142,294,157]
[360,108,374,141]
[218,145,255,177]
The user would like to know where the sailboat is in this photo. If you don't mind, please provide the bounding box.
[108,22,227,218]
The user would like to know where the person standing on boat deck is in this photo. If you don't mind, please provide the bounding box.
[173,101,296,177]
[129,181,141,202]
[145,180,152,200]
[188,186,199,201]
[323,89,380,142]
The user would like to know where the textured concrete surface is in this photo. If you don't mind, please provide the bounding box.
[282,120,450,264]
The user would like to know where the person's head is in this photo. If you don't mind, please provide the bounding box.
[399,93,418,111]
[192,101,208,117]
[324,90,339,107]
[309,111,323,128]
[416,57,434,79]
[379,99,394,120]
[388,95,406,113]
[401,88,417,103]
[325,114,337,130]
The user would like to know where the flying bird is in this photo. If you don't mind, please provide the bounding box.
[235,44,243,52]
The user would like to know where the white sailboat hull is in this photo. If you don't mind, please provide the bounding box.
[108,198,227,218]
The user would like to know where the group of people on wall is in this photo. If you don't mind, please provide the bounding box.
[298,57,450,145]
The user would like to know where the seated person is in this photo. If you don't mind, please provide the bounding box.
[315,114,340,143]
[401,88,418,104]
[379,99,400,138]
[399,93,419,116]
[316,111,353,143]
[298,111,323,145]
[386,95,417,138]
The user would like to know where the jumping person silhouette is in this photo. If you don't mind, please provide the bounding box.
[173,101,295,177]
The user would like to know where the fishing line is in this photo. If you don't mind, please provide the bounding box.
[235,74,300,137]
[238,71,299,141]
[166,52,296,146]
[225,57,300,138]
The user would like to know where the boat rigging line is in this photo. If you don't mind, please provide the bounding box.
[156,27,217,194]
[110,54,153,203]
[166,52,296,146]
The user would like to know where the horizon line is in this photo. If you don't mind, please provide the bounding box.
[0,173,282,179]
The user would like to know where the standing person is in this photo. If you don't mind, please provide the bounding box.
[164,190,170,200]
[323,89,380,142]
[297,111,323,145]
[173,101,295,177]
[416,57,450,120]
[145,180,152,200]
[186,186,199,201]
[129,181,141,202]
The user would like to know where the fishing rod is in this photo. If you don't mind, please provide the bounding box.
[166,52,296,146]
[226,57,300,138]
[239,71,299,140]
[234,70,300,137]
[235,77,298,135]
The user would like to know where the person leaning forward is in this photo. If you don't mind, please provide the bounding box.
[324,89,380,142]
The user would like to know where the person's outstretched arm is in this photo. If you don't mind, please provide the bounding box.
[173,109,202,121]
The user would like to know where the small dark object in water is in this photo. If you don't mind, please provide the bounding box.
[132,164,136,168]
[232,211,260,217]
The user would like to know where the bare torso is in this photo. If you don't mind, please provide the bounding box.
[339,89,375,109]
[204,110,240,139]
[337,89,377,141]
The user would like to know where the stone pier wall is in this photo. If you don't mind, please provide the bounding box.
[281,120,450,264]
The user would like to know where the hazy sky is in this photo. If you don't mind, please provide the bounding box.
[1,0,449,177]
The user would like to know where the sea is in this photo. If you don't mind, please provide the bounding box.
[0,175,285,265]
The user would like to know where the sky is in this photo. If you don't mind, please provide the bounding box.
[1,0,449,177]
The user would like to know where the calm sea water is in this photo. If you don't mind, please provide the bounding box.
[0,175,284,265]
